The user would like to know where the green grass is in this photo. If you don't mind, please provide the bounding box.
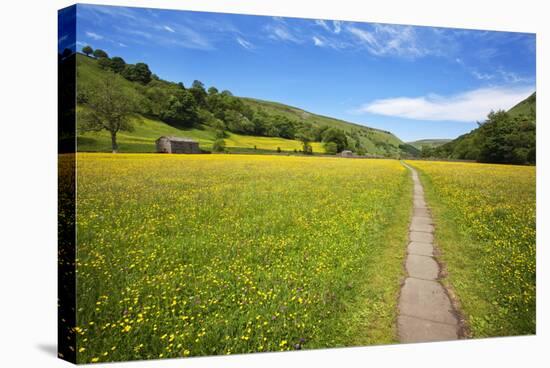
[508,92,536,119]
[408,160,535,337]
[77,114,325,153]
[73,153,411,363]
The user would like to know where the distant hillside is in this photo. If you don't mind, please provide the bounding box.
[241,97,412,156]
[76,53,414,157]
[431,93,536,164]
[407,139,452,149]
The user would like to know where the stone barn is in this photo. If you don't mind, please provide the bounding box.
[156,136,200,154]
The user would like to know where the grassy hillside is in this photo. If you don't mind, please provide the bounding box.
[407,139,451,149]
[431,92,536,164]
[76,54,410,156]
[77,113,325,154]
[242,98,408,156]
[508,92,536,119]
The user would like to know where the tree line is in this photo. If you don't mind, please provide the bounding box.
[78,45,372,154]
[420,107,536,165]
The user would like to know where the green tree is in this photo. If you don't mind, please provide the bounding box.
[224,110,255,134]
[323,141,338,154]
[322,128,348,152]
[159,90,198,127]
[78,73,138,153]
[421,145,434,158]
[122,63,152,84]
[477,110,536,164]
[190,80,207,107]
[82,45,93,57]
[92,49,108,59]
[297,131,314,155]
[109,57,126,73]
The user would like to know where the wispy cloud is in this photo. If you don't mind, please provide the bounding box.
[456,56,532,84]
[312,36,324,47]
[498,69,530,83]
[265,23,301,43]
[85,31,103,40]
[315,19,342,34]
[81,5,214,50]
[356,86,535,122]
[471,70,494,80]
[264,18,302,43]
[315,20,331,32]
[333,21,342,34]
[236,37,253,50]
[348,24,428,58]
[311,35,349,50]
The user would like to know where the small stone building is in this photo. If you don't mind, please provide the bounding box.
[156,136,200,154]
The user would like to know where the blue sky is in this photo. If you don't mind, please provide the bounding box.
[66,4,535,142]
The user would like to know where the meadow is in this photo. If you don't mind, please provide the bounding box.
[74,153,412,363]
[407,161,536,337]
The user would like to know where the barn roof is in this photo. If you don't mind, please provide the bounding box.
[157,136,198,143]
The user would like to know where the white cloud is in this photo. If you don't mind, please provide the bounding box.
[333,21,342,34]
[315,19,342,34]
[85,31,103,40]
[312,36,324,46]
[315,20,331,32]
[163,25,175,33]
[498,69,530,83]
[236,37,253,50]
[265,24,301,43]
[347,24,431,58]
[357,86,535,122]
[471,70,494,80]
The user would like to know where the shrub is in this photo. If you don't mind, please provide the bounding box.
[212,139,226,152]
[323,142,338,154]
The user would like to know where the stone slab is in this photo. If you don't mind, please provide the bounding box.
[398,315,458,343]
[399,278,458,325]
[408,241,433,256]
[406,254,439,280]
[412,217,432,226]
[414,208,431,218]
[410,223,435,233]
[410,231,434,243]
[414,199,427,208]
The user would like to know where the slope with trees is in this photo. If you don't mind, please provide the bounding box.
[428,93,536,164]
[76,50,415,156]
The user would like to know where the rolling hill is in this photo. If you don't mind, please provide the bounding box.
[407,139,452,150]
[76,54,414,157]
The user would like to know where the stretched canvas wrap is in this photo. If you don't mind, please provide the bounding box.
[58,3,536,364]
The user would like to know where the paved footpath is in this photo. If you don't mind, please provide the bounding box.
[398,163,459,343]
